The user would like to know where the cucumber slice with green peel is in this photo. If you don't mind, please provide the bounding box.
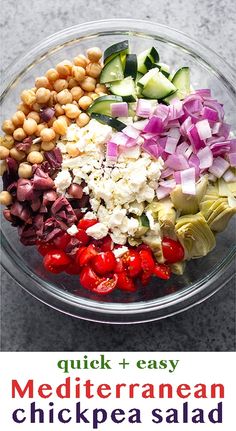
[110,76,137,102]
[140,214,150,228]
[140,68,176,99]
[171,67,190,100]
[90,113,126,131]
[163,91,178,104]
[135,72,144,97]
[124,54,137,79]
[100,55,124,84]
[157,63,170,73]
[104,40,129,64]
[137,47,160,74]
[87,95,123,116]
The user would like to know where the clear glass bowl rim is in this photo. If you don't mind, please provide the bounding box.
[1,19,236,324]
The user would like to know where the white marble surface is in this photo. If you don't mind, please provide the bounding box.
[0,0,235,351]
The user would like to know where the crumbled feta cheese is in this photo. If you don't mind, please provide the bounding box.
[110,229,127,245]
[113,246,129,258]
[67,224,78,236]
[83,186,89,194]
[128,201,144,216]
[54,170,72,193]
[86,222,108,240]
[107,207,127,229]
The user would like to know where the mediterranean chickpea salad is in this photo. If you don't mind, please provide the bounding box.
[1,41,236,295]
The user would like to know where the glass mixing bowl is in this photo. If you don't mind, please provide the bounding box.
[1,19,235,323]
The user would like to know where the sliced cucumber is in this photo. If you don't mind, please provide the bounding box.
[137,47,159,74]
[87,95,123,116]
[140,214,150,228]
[139,68,176,99]
[104,40,129,64]
[172,67,190,100]
[162,91,178,104]
[124,54,137,80]
[135,214,150,236]
[90,113,126,131]
[110,76,137,102]
[100,55,124,84]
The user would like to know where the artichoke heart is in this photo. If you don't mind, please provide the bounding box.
[142,224,165,263]
[218,178,236,197]
[146,198,176,238]
[200,181,236,232]
[170,175,208,215]
[170,261,186,275]
[175,212,216,260]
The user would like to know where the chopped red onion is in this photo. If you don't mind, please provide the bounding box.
[229,152,236,167]
[111,102,128,117]
[197,146,213,169]
[194,89,211,98]
[142,139,161,159]
[168,100,184,120]
[106,141,118,160]
[174,171,181,184]
[160,167,173,179]
[110,132,130,146]
[209,156,230,178]
[202,106,219,122]
[180,167,196,195]
[204,99,224,122]
[165,154,189,170]
[132,119,149,130]
[40,107,55,122]
[165,136,179,154]
[210,141,231,157]
[219,123,231,139]
[187,124,205,152]
[155,104,169,122]
[229,139,236,153]
[223,169,236,182]
[122,125,140,139]
[196,119,212,140]
[136,99,154,118]
[156,186,172,200]
[143,116,164,134]
[159,178,176,189]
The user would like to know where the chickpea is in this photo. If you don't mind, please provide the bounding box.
[26,143,41,154]
[0,160,7,176]
[54,103,65,117]
[36,88,51,104]
[49,90,57,106]
[41,141,55,151]
[32,102,42,113]
[23,118,38,135]
[13,127,27,141]
[68,78,78,89]
[57,89,73,105]
[46,68,60,82]
[58,115,71,126]
[76,113,90,128]
[87,92,99,101]
[27,111,40,123]
[63,103,81,119]
[40,128,56,142]
[73,55,88,68]
[0,135,14,149]
[17,103,31,115]
[80,76,96,92]
[11,111,26,127]
[66,143,80,158]
[52,118,68,135]
[95,83,107,94]
[35,76,50,89]
[86,62,102,78]
[10,147,25,161]
[0,146,10,160]
[0,191,12,206]
[18,162,33,179]
[53,79,68,92]
[70,86,84,101]
[78,95,92,110]
[2,119,15,135]
[35,123,46,137]
[21,89,37,106]
[27,151,43,164]
[47,116,56,127]
[86,47,102,63]
[72,65,86,82]
[56,60,72,77]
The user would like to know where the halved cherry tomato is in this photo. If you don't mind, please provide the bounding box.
[92,235,113,252]
[92,274,118,295]
[139,249,155,273]
[153,263,171,280]
[75,246,87,266]
[117,272,136,292]
[76,228,89,245]
[77,218,98,230]
[65,262,81,275]
[80,266,100,290]
[37,242,55,257]
[77,244,98,266]
[43,250,71,273]
[114,257,125,273]
[162,238,184,264]
[140,272,152,286]
[53,232,71,250]
[122,250,141,277]
[92,251,116,275]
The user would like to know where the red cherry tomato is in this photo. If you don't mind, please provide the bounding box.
[92,251,116,275]
[140,271,152,286]
[122,250,141,277]
[43,250,71,273]
[76,228,89,245]
[77,218,98,230]
[153,263,171,280]
[65,262,81,275]
[117,272,136,292]
[139,249,155,273]
[53,232,71,250]
[37,242,55,257]
[77,244,98,266]
[92,274,118,295]
[114,258,125,273]
[162,238,185,264]
[80,267,101,290]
